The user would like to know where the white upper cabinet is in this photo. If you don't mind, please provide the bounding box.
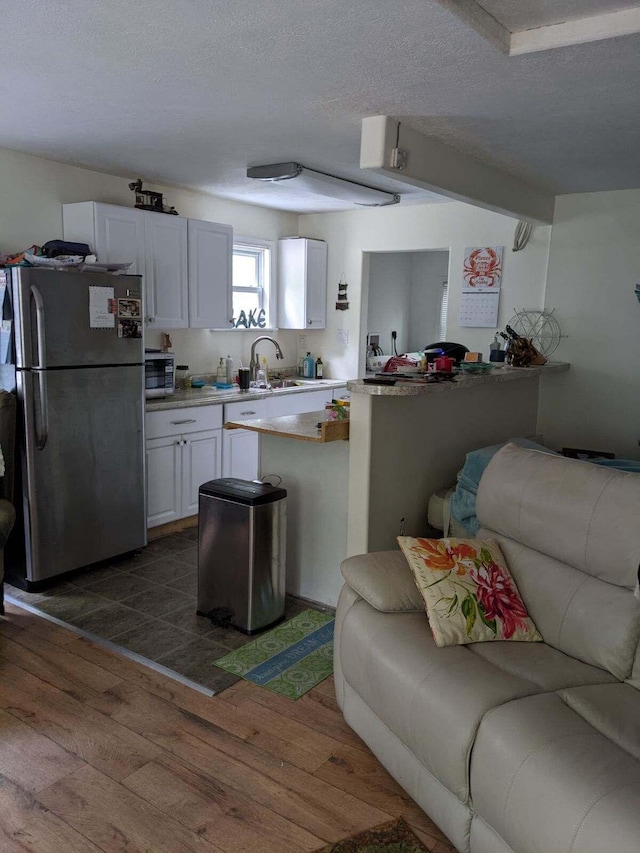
[63,202,233,330]
[278,237,327,330]
[62,202,146,275]
[144,212,189,328]
[188,219,233,329]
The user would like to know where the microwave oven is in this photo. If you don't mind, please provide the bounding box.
[145,351,175,398]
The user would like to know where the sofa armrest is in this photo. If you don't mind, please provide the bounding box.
[340,550,424,613]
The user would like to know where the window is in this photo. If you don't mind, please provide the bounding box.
[231,239,274,329]
[439,280,448,340]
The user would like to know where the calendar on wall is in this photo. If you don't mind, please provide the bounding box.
[459,292,500,327]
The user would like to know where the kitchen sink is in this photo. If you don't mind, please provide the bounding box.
[270,379,300,390]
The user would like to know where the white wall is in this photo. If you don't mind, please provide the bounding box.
[538,189,640,459]
[299,202,552,378]
[367,253,412,354]
[0,146,301,374]
[408,251,449,351]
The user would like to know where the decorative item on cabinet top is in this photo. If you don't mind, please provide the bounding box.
[128,178,179,215]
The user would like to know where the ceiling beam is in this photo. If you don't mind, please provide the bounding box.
[510,7,640,55]
[431,0,510,53]
[360,115,555,224]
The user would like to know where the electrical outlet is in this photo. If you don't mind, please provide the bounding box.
[298,334,307,350]
[336,328,349,344]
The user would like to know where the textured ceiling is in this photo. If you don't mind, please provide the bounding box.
[478,1,640,32]
[1,0,640,212]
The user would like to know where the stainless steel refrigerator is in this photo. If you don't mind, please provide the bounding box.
[5,267,146,587]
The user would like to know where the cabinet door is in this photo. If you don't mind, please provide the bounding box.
[146,435,182,528]
[144,212,189,328]
[94,204,146,276]
[222,428,260,481]
[188,219,233,329]
[305,239,327,329]
[182,429,222,517]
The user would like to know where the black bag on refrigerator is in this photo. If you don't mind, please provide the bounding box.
[42,240,92,258]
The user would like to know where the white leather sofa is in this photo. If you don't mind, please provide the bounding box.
[334,443,640,853]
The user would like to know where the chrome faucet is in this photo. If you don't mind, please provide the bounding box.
[249,336,284,381]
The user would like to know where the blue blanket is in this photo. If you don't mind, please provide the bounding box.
[449,438,555,536]
[449,440,640,535]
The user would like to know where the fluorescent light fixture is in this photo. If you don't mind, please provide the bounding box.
[246,162,400,207]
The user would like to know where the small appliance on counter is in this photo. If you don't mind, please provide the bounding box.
[145,350,175,398]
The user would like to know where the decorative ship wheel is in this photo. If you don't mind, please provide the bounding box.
[506,309,564,357]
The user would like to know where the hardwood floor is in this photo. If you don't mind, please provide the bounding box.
[0,602,456,852]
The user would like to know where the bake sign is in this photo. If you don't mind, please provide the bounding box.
[234,308,267,329]
[462,247,503,292]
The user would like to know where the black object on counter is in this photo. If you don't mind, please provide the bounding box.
[238,367,251,390]
[424,341,469,364]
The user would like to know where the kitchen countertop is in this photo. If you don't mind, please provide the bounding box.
[146,378,349,412]
[225,410,349,443]
[348,362,569,396]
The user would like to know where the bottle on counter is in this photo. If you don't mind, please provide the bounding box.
[225,354,234,385]
[315,356,323,379]
[261,355,269,381]
[175,364,190,390]
[303,352,314,379]
[216,357,227,386]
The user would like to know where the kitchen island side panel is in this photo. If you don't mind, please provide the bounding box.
[261,434,349,607]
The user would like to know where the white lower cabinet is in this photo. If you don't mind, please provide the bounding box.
[222,399,268,481]
[146,406,222,528]
[146,435,182,527]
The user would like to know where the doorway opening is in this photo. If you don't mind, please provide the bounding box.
[361,249,450,375]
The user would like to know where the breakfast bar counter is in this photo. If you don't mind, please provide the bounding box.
[225,410,349,443]
[348,362,569,397]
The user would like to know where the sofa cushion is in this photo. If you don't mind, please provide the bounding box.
[340,551,424,613]
[397,536,542,647]
[470,692,640,853]
[468,640,617,692]
[477,443,640,589]
[558,683,640,761]
[480,534,640,680]
[337,597,539,803]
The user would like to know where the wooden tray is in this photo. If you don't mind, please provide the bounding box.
[319,418,350,442]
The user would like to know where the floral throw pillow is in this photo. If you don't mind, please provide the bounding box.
[397,537,542,647]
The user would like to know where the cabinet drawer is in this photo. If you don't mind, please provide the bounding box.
[146,405,222,439]
[224,398,268,423]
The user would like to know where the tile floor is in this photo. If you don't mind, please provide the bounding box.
[5,528,325,693]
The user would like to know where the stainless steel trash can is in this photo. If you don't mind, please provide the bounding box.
[197,478,287,634]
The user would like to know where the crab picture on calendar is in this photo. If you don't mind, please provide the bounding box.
[463,247,503,292]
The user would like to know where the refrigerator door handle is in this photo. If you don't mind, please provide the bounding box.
[34,370,49,450]
[30,285,47,369]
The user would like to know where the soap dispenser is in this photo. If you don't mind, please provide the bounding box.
[303,352,314,379]
[216,357,227,387]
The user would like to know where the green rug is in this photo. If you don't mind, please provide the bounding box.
[213,609,334,700]
[313,818,430,852]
